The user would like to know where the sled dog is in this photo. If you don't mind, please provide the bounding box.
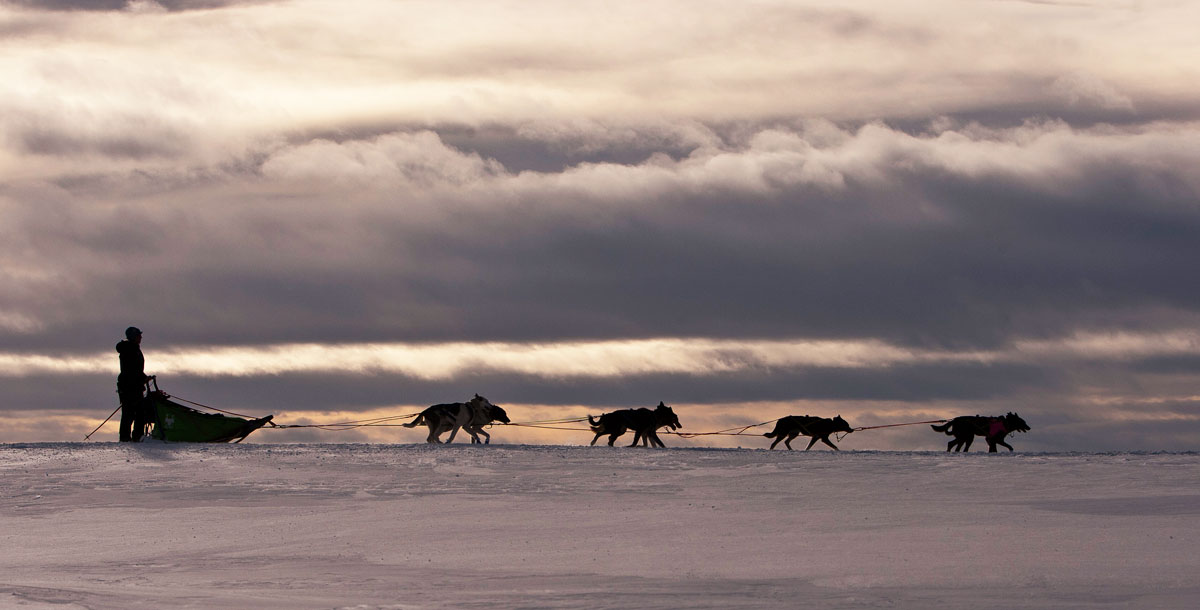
[588,402,682,447]
[763,415,853,450]
[931,412,1030,452]
[403,394,510,444]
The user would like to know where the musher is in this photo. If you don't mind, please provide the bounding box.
[116,326,152,442]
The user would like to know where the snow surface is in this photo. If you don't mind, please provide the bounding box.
[2,444,1198,609]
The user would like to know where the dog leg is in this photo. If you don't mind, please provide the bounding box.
[465,426,489,444]
[805,436,820,451]
[440,421,458,444]
[629,431,643,447]
[464,425,482,444]
[819,435,839,451]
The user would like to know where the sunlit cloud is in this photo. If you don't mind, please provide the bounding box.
[3,331,1199,380]
[1014,331,1200,361]
[0,337,951,378]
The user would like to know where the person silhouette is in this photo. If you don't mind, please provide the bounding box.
[116,326,151,442]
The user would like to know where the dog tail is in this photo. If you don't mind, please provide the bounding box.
[588,414,604,432]
[403,413,424,428]
[763,419,784,438]
[931,421,951,434]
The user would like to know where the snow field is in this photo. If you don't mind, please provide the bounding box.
[2,444,1198,609]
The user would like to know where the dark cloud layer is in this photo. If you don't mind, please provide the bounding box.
[6,121,1199,355]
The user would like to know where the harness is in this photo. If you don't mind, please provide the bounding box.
[988,418,1006,437]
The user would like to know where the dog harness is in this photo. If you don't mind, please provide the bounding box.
[988,419,1006,437]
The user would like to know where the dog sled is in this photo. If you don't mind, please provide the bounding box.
[146,388,274,443]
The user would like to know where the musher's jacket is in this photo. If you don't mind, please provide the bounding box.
[116,340,148,390]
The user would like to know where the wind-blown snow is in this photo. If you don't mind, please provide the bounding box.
[2,444,1197,609]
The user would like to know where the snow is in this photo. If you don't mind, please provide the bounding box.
[2,444,1198,609]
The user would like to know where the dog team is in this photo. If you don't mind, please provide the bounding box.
[403,394,1032,452]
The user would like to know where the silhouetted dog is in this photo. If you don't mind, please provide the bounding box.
[763,415,853,450]
[588,402,682,447]
[931,412,1030,452]
[403,394,510,444]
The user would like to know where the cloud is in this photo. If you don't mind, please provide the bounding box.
[1051,71,1135,112]
[3,120,1200,355]
[260,132,506,186]
[4,0,1198,148]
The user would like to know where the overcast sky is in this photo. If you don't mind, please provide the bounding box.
[2,0,1198,449]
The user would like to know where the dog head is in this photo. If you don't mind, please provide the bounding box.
[831,415,853,434]
[488,404,511,424]
[655,401,682,429]
[1004,412,1031,433]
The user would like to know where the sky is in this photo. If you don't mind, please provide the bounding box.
[1,0,1199,449]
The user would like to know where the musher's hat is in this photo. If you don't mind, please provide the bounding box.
[125,326,143,339]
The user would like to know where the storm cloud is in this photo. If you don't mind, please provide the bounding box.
[6,121,1199,349]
